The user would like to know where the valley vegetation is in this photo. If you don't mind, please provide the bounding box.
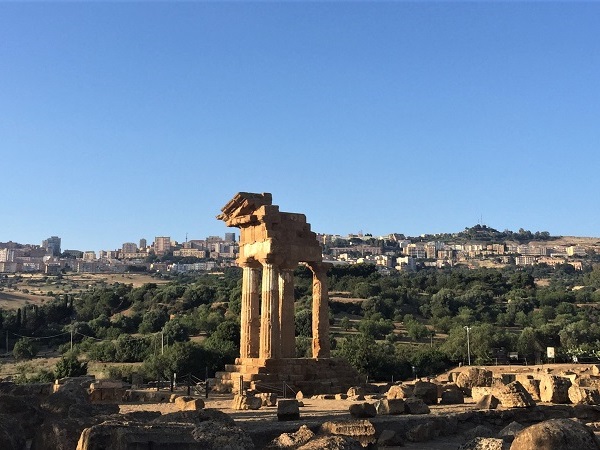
[2,261,600,384]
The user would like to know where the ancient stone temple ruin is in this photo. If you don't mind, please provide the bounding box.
[215,192,361,395]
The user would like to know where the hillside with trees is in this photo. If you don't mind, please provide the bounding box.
[1,261,600,384]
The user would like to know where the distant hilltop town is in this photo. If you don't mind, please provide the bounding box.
[0,225,598,275]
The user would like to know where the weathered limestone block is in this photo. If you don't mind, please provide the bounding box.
[374,398,405,415]
[471,387,493,403]
[231,394,261,410]
[592,365,600,377]
[320,419,376,440]
[385,384,413,400]
[277,399,300,421]
[346,386,365,397]
[510,418,600,450]
[174,396,205,411]
[295,391,304,400]
[474,394,500,410]
[492,381,535,408]
[404,397,430,415]
[440,385,465,405]
[456,368,493,396]
[413,380,439,405]
[568,386,600,405]
[348,402,377,418]
[259,392,278,406]
[335,393,348,400]
[539,375,572,403]
[268,425,314,448]
[518,378,540,401]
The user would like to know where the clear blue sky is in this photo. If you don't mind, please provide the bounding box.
[2,2,599,252]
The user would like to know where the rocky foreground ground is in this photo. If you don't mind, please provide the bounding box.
[3,363,600,449]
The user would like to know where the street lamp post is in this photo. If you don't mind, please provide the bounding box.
[464,326,471,366]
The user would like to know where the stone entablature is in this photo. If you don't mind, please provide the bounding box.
[217,192,330,361]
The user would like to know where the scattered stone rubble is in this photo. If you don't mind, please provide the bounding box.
[5,364,600,449]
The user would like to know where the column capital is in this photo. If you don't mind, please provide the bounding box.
[239,258,261,269]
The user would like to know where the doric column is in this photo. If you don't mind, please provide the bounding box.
[279,268,296,358]
[309,262,330,358]
[240,263,261,359]
[259,262,281,359]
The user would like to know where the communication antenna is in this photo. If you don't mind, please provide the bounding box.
[185,232,188,243]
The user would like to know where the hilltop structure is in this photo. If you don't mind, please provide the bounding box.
[216,192,360,394]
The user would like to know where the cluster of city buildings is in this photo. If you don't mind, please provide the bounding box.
[0,234,238,275]
[0,231,596,275]
[319,233,594,272]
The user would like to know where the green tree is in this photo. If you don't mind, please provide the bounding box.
[334,334,411,381]
[162,318,190,343]
[12,338,37,360]
[339,316,351,331]
[138,309,169,334]
[295,309,312,337]
[55,354,88,378]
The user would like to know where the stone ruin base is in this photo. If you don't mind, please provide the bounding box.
[214,358,363,396]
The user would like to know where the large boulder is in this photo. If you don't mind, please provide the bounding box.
[346,386,366,397]
[568,386,600,405]
[440,386,465,405]
[320,420,376,440]
[474,394,500,410]
[277,399,300,421]
[539,375,572,404]
[174,396,205,411]
[386,384,413,400]
[348,402,376,418]
[456,368,493,396]
[404,397,430,415]
[231,394,262,410]
[492,381,536,408]
[518,378,541,401]
[374,398,405,415]
[510,418,600,450]
[413,380,439,405]
[266,425,314,449]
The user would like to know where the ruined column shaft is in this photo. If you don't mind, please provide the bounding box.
[310,264,330,358]
[279,269,296,358]
[260,263,281,359]
[240,265,260,359]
